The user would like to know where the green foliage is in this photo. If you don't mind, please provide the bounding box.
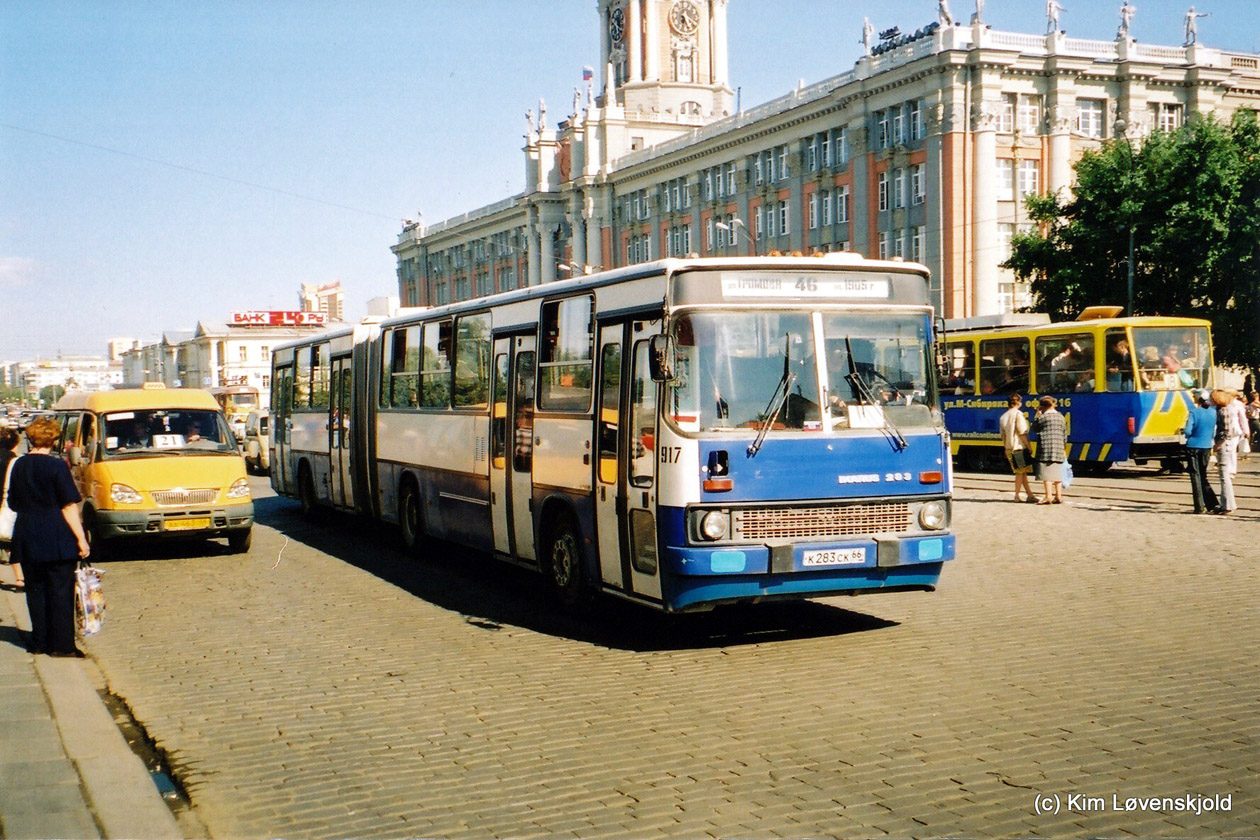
[1005,111,1260,367]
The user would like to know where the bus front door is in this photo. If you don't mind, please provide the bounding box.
[490,338,511,556]
[329,356,354,509]
[509,335,537,563]
[273,365,293,494]
[595,324,628,589]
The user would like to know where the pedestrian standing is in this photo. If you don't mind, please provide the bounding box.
[1246,391,1260,450]
[1183,389,1220,514]
[1229,390,1250,460]
[1211,389,1240,515]
[1032,396,1067,504]
[0,426,23,589]
[6,417,90,656]
[1000,394,1037,502]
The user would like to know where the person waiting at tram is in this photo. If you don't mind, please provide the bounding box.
[1211,389,1242,515]
[1031,396,1067,504]
[1183,389,1220,515]
[1000,394,1037,503]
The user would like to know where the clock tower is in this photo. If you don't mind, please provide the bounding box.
[598,0,733,120]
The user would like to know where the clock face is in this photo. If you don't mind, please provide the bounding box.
[670,0,699,34]
[610,6,625,42]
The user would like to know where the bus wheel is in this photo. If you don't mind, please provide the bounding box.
[545,514,586,609]
[228,528,252,554]
[298,465,316,516]
[399,481,424,553]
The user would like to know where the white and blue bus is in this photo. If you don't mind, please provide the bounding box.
[270,256,955,612]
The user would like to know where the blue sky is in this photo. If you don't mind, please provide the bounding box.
[2,0,1256,361]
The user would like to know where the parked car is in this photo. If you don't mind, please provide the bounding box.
[243,409,270,475]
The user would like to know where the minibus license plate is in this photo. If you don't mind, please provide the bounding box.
[166,518,211,531]
[802,547,866,567]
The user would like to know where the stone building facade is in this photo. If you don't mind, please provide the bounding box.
[393,1,1260,318]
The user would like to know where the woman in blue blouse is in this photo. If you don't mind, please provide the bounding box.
[8,417,90,657]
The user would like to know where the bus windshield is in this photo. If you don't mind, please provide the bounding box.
[1132,325,1212,390]
[101,409,239,458]
[668,310,935,433]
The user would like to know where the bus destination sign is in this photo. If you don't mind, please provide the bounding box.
[721,274,891,300]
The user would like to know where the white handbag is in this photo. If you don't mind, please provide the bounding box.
[0,458,17,542]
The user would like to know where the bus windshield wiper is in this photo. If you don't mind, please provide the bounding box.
[844,335,907,452]
[748,334,795,457]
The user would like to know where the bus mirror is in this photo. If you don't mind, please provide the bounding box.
[649,335,676,382]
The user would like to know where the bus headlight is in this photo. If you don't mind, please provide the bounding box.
[699,510,730,541]
[110,483,143,504]
[918,501,947,531]
[227,478,252,499]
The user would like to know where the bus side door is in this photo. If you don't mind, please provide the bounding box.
[272,364,293,495]
[329,355,354,509]
[490,334,537,563]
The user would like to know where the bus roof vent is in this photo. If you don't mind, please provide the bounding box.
[1077,305,1125,320]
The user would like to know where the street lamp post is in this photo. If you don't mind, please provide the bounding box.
[1115,119,1136,316]
[715,218,754,255]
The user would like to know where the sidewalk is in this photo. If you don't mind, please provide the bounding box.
[0,562,180,840]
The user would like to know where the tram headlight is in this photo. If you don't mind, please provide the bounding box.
[110,483,143,505]
[699,510,730,541]
[918,501,947,531]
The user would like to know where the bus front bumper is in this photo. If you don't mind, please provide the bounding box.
[93,504,255,540]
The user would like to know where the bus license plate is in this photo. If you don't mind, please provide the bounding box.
[166,517,211,531]
[802,547,867,567]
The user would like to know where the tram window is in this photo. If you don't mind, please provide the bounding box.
[453,313,491,408]
[1036,333,1095,393]
[978,337,1030,395]
[420,321,452,408]
[311,344,330,409]
[943,341,975,395]
[539,296,594,412]
[1104,328,1136,392]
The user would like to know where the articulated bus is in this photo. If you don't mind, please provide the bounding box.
[270,256,955,612]
[940,307,1215,472]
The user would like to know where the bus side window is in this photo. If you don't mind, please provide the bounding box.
[629,341,657,488]
[598,343,622,485]
[491,353,508,468]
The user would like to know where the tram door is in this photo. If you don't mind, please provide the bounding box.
[329,356,354,509]
[506,337,536,564]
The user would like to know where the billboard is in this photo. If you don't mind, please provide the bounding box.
[229,311,328,327]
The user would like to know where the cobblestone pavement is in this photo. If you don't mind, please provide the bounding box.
[81,477,1260,839]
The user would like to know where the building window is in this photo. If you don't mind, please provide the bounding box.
[820,132,831,167]
[765,204,776,238]
[754,205,764,238]
[239,346,248,362]
[754,154,764,186]
[1077,98,1105,138]
[878,172,889,211]
[893,168,906,209]
[726,163,737,194]
[893,106,905,145]
[911,163,925,204]
[808,193,818,229]
[911,226,925,262]
[910,100,923,141]
[836,185,849,224]
[894,230,906,259]
[808,138,819,171]
[997,159,1016,202]
[779,201,790,236]
[1154,102,1183,132]
[706,218,714,250]
[1017,159,1040,197]
[998,94,1016,133]
[836,127,849,165]
[877,111,891,148]
[1017,95,1041,134]
[821,190,832,226]
[878,231,890,260]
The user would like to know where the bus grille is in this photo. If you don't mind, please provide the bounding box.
[734,502,911,540]
[151,489,218,507]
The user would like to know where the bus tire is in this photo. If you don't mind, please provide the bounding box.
[298,464,317,516]
[398,480,424,554]
[545,513,587,610]
[228,528,252,554]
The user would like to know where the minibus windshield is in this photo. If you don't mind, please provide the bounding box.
[668,310,936,433]
[101,409,239,458]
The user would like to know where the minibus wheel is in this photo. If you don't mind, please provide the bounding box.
[298,464,316,516]
[545,514,586,609]
[228,528,252,554]
[399,480,424,553]
[82,509,110,561]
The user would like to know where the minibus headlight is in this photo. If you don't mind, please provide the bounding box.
[918,501,947,530]
[110,483,143,505]
[227,478,252,499]
[699,510,730,541]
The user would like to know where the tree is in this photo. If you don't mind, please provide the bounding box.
[39,385,65,407]
[1005,111,1260,367]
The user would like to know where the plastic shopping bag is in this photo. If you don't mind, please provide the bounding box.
[75,563,106,636]
[1061,460,1074,489]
